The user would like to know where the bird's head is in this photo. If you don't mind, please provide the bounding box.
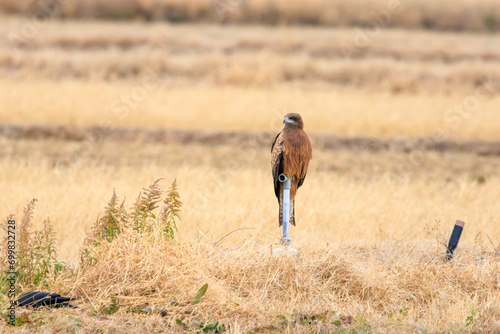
[283,113,304,129]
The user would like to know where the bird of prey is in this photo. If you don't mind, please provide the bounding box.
[271,113,312,226]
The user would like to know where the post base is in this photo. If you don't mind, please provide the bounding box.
[280,237,292,246]
[273,246,298,257]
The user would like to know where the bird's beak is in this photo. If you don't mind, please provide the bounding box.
[283,117,290,124]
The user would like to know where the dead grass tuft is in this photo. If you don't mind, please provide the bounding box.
[71,222,500,332]
[1,179,499,332]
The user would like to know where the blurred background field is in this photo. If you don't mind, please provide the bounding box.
[1,0,500,31]
[1,1,500,333]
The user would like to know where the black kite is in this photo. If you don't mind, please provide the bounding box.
[271,113,312,226]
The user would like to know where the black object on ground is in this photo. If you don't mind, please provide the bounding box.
[446,220,465,261]
[16,291,78,308]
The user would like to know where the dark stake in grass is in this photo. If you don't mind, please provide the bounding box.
[446,220,465,261]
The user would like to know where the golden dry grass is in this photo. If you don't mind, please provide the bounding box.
[1,19,500,92]
[0,18,500,94]
[1,19,500,143]
[2,138,500,263]
[1,137,500,333]
[1,15,500,334]
[2,79,500,140]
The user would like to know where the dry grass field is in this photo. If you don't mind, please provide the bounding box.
[1,0,500,31]
[3,80,500,140]
[1,137,500,333]
[1,19,500,141]
[1,13,500,334]
[2,19,500,92]
[1,136,500,333]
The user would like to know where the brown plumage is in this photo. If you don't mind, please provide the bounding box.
[271,113,312,226]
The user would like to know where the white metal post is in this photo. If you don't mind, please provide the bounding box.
[278,174,291,245]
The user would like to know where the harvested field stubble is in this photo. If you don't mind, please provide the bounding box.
[1,0,500,31]
[1,81,500,140]
[1,20,500,92]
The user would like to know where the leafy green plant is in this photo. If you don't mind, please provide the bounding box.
[80,179,182,270]
[193,283,208,305]
[1,200,69,293]
[177,318,226,333]
[101,297,119,315]
[160,178,182,241]
[465,308,478,327]
[101,190,127,242]
[129,179,163,234]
